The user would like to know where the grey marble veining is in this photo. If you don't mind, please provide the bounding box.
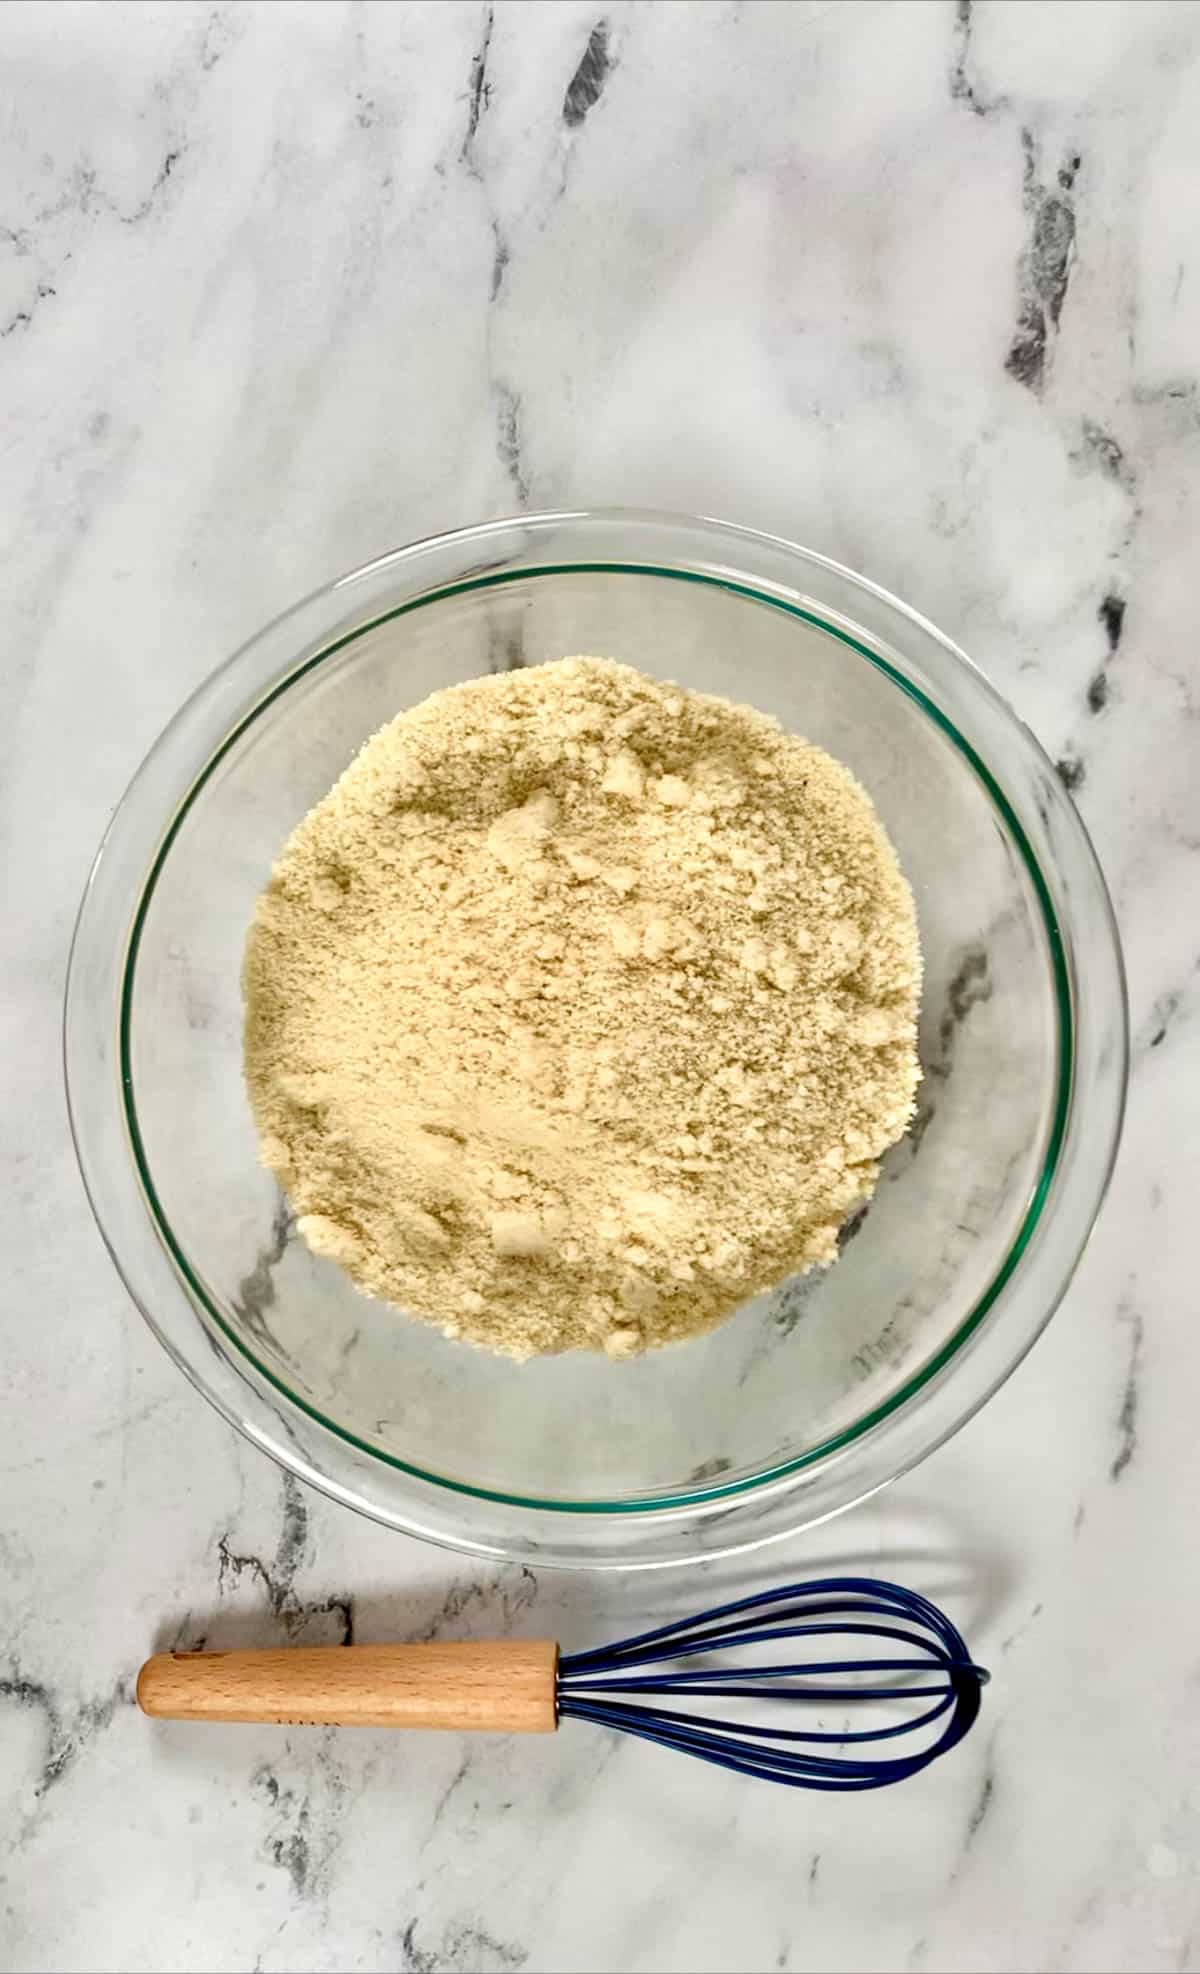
[2,3,1199,1970]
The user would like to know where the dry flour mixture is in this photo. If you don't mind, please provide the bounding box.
[244,657,920,1359]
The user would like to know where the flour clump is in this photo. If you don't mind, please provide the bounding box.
[243,657,920,1359]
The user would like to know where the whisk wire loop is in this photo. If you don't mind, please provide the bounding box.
[557,1576,986,1790]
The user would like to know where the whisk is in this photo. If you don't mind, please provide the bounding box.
[138,1576,987,1791]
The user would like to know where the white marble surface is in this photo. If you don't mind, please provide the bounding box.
[2,2,1198,1968]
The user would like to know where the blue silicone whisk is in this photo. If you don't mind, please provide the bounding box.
[138,1575,988,1791]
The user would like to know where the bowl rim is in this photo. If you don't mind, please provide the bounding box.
[120,565,1072,1508]
[64,507,1128,1561]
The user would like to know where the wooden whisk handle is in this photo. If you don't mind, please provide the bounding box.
[136,1640,559,1733]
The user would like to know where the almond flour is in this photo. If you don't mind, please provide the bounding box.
[243,657,920,1360]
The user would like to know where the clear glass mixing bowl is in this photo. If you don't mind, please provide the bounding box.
[65,511,1127,1567]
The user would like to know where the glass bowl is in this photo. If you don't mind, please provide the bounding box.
[65,510,1127,1568]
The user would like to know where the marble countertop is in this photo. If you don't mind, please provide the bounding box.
[3,3,1198,1969]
